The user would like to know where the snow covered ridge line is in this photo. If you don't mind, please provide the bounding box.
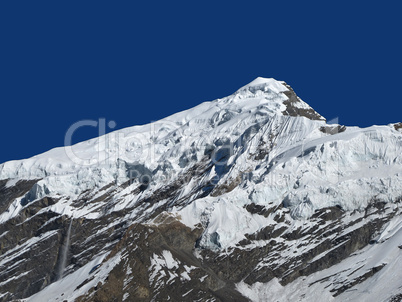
[12,79,291,167]
[0,77,401,216]
[0,78,331,178]
[1,78,402,301]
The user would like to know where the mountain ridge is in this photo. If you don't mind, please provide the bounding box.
[0,78,401,302]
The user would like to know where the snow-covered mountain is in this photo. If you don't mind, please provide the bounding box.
[0,77,401,302]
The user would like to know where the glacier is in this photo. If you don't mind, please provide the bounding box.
[0,77,401,301]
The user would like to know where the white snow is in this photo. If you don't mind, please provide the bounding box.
[1,77,401,300]
[0,77,399,248]
[26,252,121,302]
[1,78,400,229]
[236,209,402,302]
[149,250,180,287]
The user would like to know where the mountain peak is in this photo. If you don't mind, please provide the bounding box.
[231,77,325,121]
[236,77,288,94]
[1,78,402,301]
[244,77,277,86]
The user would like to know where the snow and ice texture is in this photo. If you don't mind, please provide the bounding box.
[1,77,400,226]
[0,77,401,301]
[236,210,402,302]
[27,252,121,302]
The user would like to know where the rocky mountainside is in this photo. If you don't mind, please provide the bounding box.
[0,78,401,302]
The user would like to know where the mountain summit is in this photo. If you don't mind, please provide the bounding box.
[0,78,401,302]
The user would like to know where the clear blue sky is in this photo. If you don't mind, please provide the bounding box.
[1,1,401,163]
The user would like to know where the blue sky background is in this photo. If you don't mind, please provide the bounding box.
[1,1,401,163]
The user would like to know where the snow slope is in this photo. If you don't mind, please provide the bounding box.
[2,78,400,243]
[0,77,401,301]
[1,78,400,225]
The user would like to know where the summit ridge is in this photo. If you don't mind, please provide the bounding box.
[0,79,401,302]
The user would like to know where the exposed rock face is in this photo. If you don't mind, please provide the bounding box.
[76,215,248,302]
[394,122,402,131]
[0,179,39,214]
[281,83,325,121]
[0,78,401,301]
